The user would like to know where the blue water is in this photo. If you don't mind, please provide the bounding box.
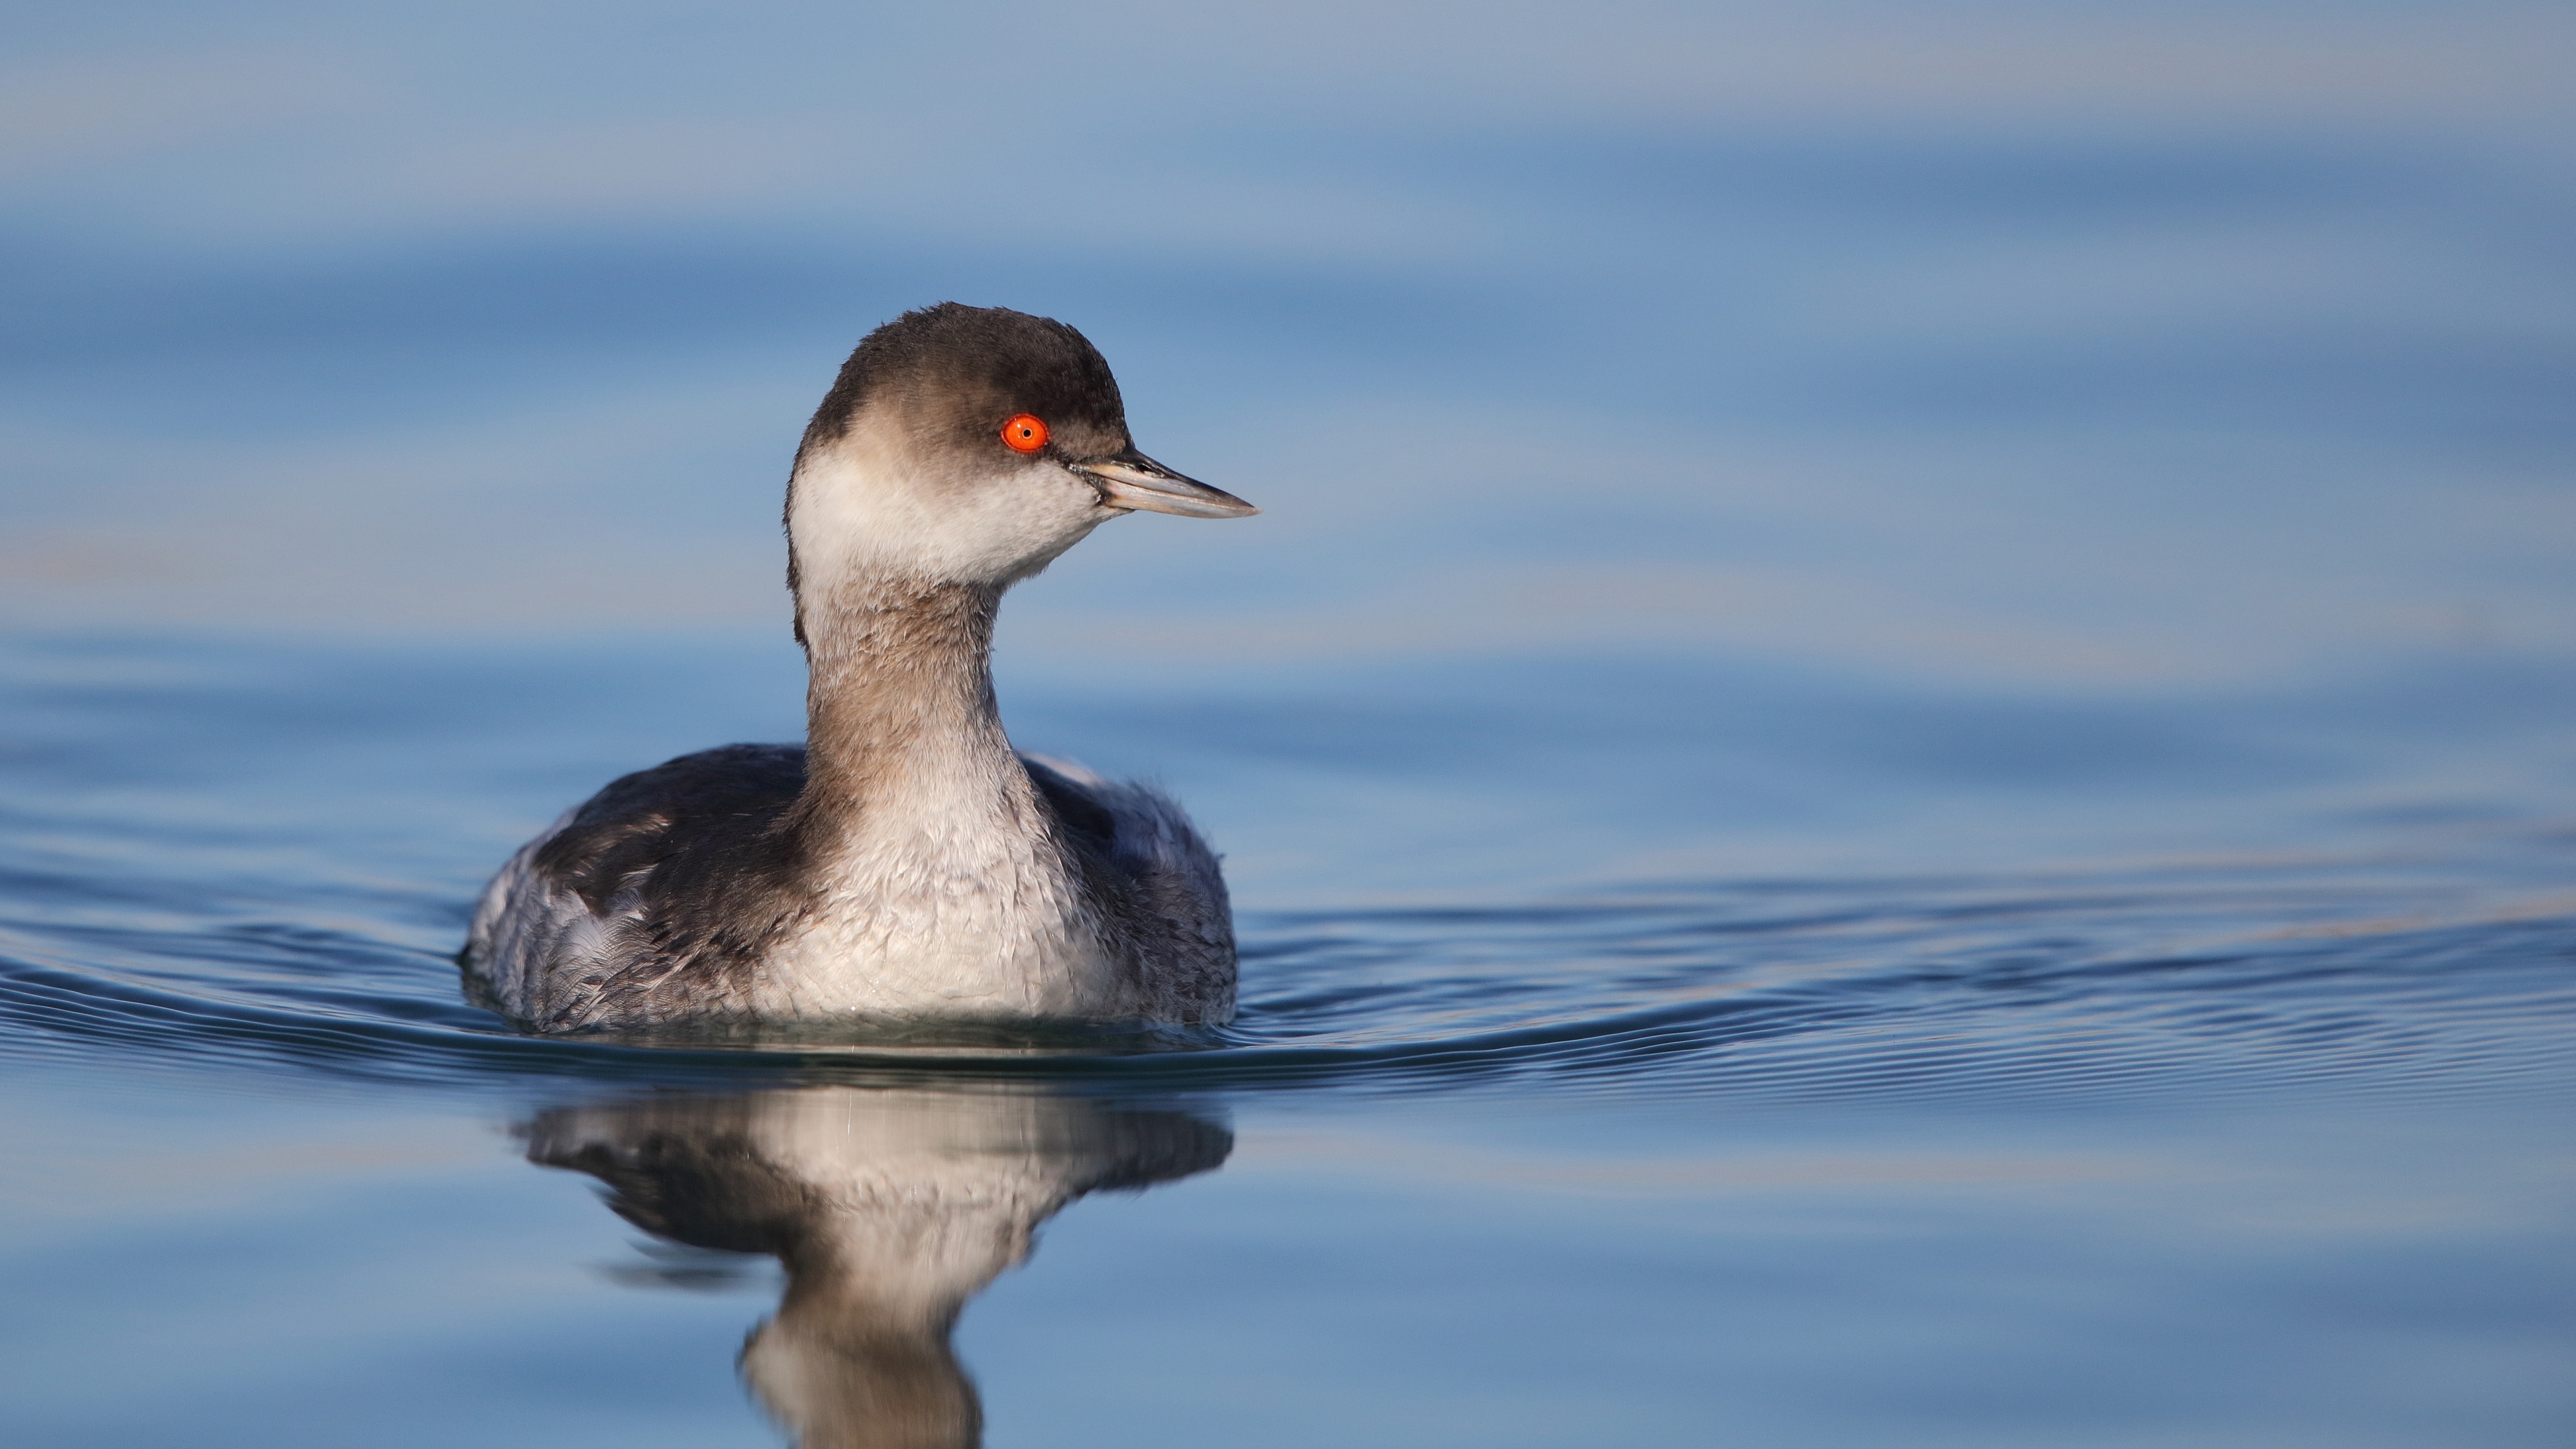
[7,1,2576,1444]
[5,633,2572,1445]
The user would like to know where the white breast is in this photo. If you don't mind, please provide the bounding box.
[755,745,1120,1020]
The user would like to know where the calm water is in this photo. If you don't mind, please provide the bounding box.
[3,633,2572,1446]
[7,1,2576,1443]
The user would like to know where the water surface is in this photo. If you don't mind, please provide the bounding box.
[5,1,2576,1442]
[3,633,2571,1446]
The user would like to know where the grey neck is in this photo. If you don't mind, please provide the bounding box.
[794,576,1016,816]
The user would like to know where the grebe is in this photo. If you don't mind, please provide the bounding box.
[462,304,1258,1034]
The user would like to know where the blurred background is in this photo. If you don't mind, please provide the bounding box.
[5,0,2573,900]
[7,10,2576,1444]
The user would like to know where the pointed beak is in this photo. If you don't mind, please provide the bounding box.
[1069,449,1259,519]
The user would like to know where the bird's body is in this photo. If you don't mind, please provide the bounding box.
[462,305,1256,1034]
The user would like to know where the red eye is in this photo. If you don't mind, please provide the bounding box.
[1000,414,1049,453]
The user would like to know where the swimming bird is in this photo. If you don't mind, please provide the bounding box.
[462,303,1258,1034]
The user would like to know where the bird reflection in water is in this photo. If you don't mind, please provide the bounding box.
[522,1086,1232,1448]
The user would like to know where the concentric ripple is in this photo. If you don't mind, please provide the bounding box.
[4,636,2571,1111]
[5,836,2569,1108]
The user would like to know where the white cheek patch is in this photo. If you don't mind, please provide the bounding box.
[790,415,1112,589]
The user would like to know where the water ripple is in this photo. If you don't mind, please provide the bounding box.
[4,849,2568,1110]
